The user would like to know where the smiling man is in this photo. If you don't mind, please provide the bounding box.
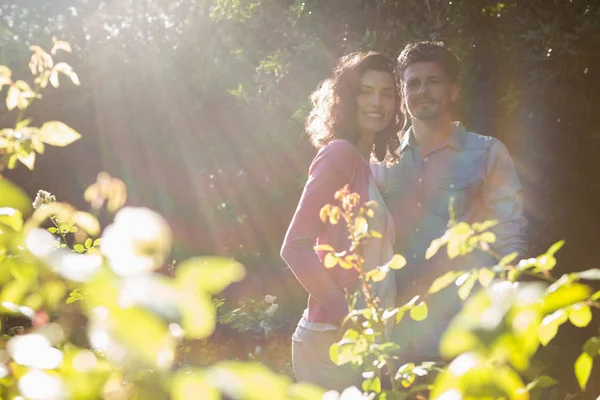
[371,41,528,362]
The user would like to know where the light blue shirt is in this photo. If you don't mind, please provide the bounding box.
[371,122,527,358]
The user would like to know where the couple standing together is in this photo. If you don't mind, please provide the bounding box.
[280,41,527,390]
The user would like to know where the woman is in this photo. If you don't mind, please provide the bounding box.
[280,52,403,391]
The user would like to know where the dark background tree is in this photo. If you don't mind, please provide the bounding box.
[1,0,599,392]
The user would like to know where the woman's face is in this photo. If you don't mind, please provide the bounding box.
[356,69,397,139]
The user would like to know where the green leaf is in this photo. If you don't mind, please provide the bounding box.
[6,85,20,110]
[288,383,326,400]
[536,255,556,271]
[73,244,85,252]
[479,231,496,243]
[314,244,334,252]
[362,377,381,393]
[547,240,565,257]
[175,257,246,295]
[0,207,23,231]
[85,238,93,249]
[575,352,593,390]
[478,268,495,287]
[15,118,32,130]
[458,272,478,301]
[592,290,600,301]
[543,283,591,314]
[38,121,82,147]
[369,230,383,239]
[107,307,175,369]
[472,220,498,232]
[66,297,78,304]
[525,375,558,392]
[323,253,339,268]
[583,337,600,356]
[388,254,407,270]
[0,176,33,215]
[498,252,518,267]
[410,302,428,321]
[47,227,58,233]
[205,362,292,399]
[329,342,339,365]
[568,304,592,328]
[17,152,35,170]
[425,237,444,260]
[428,271,461,294]
[171,369,219,400]
[538,309,567,346]
[575,269,600,280]
[366,267,388,282]
[93,238,101,247]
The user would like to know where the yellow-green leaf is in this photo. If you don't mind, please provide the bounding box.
[536,255,557,271]
[175,257,246,295]
[547,240,565,257]
[498,252,519,267]
[410,302,428,321]
[543,283,591,314]
[314,244,334,253]
[426,237,445,260]
[171,369,219,400]
[388,254,407,270]
[324,253,338,268]
[369,230,382,239]
[458,272,478,301]
[479,231,496,243]
[17,152,36,170]
[568,304,592,328]
[429,271,461,294]
[38,121,81,147]
[478,267,495,287]
[6,85,20,110]
[354,217,368,235]
[472,220,498,232]
[366,267,388,283]
[575,269,600,281]
[538,309,567,346]
[0,207,23,231]
[575,352,593,390]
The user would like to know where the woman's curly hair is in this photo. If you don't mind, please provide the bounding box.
[305,51,404,165]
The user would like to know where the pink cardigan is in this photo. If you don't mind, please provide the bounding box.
[281,139,372,324]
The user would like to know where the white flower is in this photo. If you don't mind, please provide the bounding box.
[32,190,55,210]
[101,207,172,277]
[264,295,277,304]
[19,370,65,400]
[264,303,279,316]
[7,334,63,369]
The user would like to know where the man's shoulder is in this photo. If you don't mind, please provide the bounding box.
[462,130,500,151]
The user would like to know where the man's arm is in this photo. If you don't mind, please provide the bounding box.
[483,140,528,258]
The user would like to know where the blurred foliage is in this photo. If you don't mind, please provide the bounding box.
[0,40,323,399]
[320,190,600,399]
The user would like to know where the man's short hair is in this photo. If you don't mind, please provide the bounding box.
[397,41,461,82]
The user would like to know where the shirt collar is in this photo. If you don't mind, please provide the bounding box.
[399,121,466,153]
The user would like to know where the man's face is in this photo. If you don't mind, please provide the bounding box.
[401,61,458,121]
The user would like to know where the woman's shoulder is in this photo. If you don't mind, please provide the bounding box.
[316,139,361,163]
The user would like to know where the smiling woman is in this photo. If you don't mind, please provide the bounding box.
[305,52,403,164]
[280,52,402,391]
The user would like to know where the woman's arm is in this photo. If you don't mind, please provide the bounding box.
[281,140,358,324]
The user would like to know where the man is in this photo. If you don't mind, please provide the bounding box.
[371,41,527,361]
